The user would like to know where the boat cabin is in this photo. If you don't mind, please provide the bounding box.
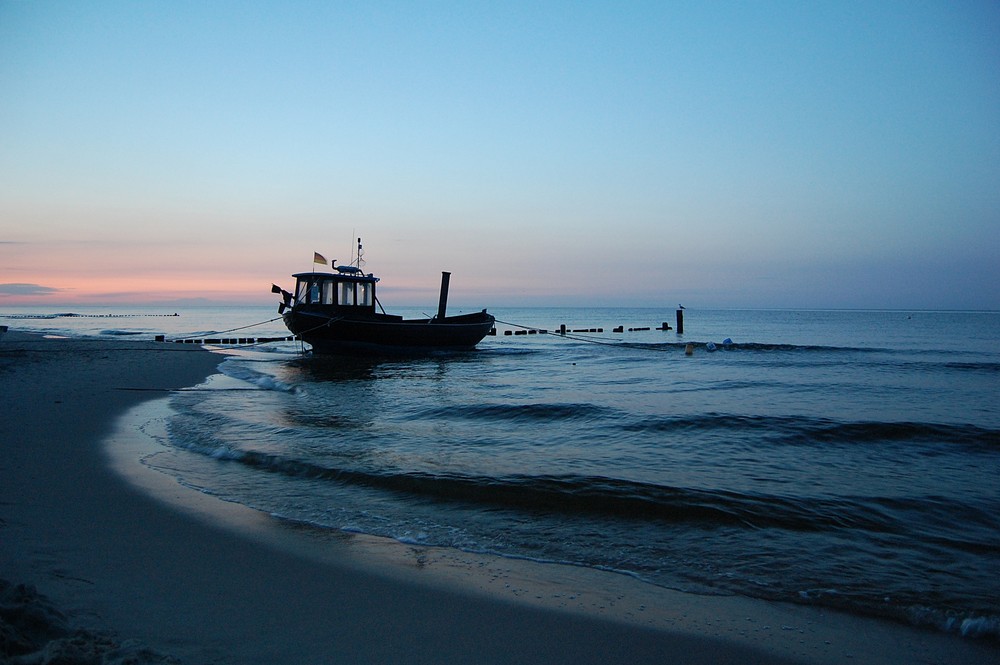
[292,267,378,311]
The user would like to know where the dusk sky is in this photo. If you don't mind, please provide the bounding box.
[2,1,998,310]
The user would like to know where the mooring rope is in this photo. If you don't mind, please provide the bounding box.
[172,316,284,341]
[175,314,346,351]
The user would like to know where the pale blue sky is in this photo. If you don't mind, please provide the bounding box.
[2,1,998,309]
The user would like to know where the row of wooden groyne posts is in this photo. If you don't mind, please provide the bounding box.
[156,335,294,345]
[498,308,687,336]
[500,322,675,336]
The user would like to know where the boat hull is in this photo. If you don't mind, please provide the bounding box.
[283,309,495,354]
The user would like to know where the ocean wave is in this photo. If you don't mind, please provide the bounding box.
[942,361,1000,374]
[624,414,1000,448]
[414,402,616,423]
[157,435,994,542]
[781,420,1000,447]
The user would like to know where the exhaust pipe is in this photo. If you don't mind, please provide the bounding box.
[437,271,451,320]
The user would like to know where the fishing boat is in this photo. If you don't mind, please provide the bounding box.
[273,241,495,354]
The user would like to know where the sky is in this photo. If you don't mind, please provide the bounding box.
[1,1,998,310]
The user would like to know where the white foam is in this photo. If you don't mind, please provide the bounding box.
[219,358,297,393]
[396,531,431,546]
[250,374,296,392]
[958,615,998,638]
[209,446,244,461]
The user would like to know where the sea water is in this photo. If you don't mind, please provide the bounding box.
[3,305,999,640]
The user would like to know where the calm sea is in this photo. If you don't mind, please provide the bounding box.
[4,305,999,640]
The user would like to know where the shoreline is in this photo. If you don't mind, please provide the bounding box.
[1,330,996,664]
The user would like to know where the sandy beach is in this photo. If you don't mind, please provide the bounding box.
[1,330,996,664]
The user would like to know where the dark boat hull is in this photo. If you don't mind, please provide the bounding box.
[283,308,495,354]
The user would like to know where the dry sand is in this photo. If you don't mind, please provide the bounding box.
[1,330,996,664]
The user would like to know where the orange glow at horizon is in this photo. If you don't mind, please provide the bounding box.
[0,275,273,305]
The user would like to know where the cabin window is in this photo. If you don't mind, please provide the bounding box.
[322,281,335,305]
[358,282,372,307]
[338,282,354,306]
[296,279,320,304]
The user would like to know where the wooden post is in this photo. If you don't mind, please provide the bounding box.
[676,309,684,334]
